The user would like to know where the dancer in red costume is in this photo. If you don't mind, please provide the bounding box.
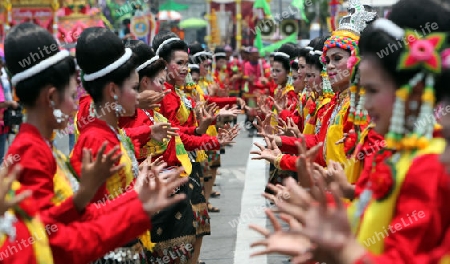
[248,1,450,263]
[2,22,187,264]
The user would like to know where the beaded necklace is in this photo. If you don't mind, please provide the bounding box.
[175,85,192,110]
[142,109,154,123]
[108,125,139,179]
[323,89,350,161]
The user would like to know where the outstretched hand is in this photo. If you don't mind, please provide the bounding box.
[150,122,179,142]
[135,165,188,217]
[250,209,312,259]
[250,137,281,164]
[275,177,362,263]
[81,142,124,191]
[218,105,242,118]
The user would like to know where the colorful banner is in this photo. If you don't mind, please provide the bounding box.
[131,15,150,44]
[12,7,53,21]
[10,7,54,31]
[210,1,255,47]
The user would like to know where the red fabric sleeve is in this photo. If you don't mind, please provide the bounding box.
[70,126,119,203]
[78,190,138,222]
[206,96,237,108]
[278,110,293,122]
[279,135,318,154]
[40,190,139,224]
[159,92,183,128]
[7,141,57,212]
[286,90,298,107]
[159,92,198,135]
[278,110,301,128]
[360,154,450,263]
[421,227,450,263]
[279,154,297,171]
[44,191,151,264]
[123,125,151,150]
[179,132,220,151]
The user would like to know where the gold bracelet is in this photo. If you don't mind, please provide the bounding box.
[274,154,284,170]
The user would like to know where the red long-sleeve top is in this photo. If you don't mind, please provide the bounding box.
[3,123,152,264]
[243,61,271,94]
[0,183,151,264]
[5,123,132,218]
[350,150,450,263]
[76,95,151,148]
[119,108,220,164]
[278,93,357,168]
[70,118,137,203]
[159,83,198,134]
[227,58,244,94]
[278,101,336,167]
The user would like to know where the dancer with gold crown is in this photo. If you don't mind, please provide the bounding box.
[247,0,450,262]
[254,1,377,187]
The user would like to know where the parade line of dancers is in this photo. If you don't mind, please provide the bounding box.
[1,0,450,263]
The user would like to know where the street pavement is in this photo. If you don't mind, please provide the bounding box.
[47,114,290,264]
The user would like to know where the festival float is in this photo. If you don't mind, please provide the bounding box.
[2,0,59,40]
[206,0,252,50]
[56,0,109,49]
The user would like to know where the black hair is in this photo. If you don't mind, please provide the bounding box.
[4,23,75,107]
[214,47,227,61]
[132,44,166,81]
[359,0,450,99]
[273,44,297,71]
[189,43,211,64]
[291,60,299,71]
[298,47,309,59]
[306,35,329,71]
[152,31,188,63]
[127,40,152,66]
[76,27,138,104]
[140,59,167,81]
[189,66,200,76]
[189,43,203,56]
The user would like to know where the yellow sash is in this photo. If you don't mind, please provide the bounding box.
[303,96,331,135]
[347,138,444,254]
[175,89,191,126]
[105,141,134,199]
[324,98,350,166]
[344,124,375,184]
[52,149,77,206]
[108,134,155,251]
[24,217,54,264]
[151,111,192,176]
